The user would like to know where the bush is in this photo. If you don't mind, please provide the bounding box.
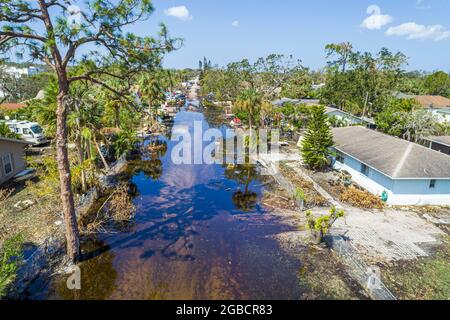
[0,234,24,298]
[305,207,345,244]
[339,186,384,209]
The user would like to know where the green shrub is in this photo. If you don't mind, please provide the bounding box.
[0,234,24,297]
[305,207,345,244]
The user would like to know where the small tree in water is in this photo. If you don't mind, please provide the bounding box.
[301,105,334,170]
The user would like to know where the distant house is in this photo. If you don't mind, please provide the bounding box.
[272,98,320,107]
[0,66,40,78]
[325,106,376,128]
[311,83,326,91]
[0,136,28,185]
[414,95,450,109]
[414,95,450,123]
[331,127,450,205]
[423,136,450,155]
[391,94,450,123]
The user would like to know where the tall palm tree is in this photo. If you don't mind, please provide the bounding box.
[235,89,262,130]
[138,73,164,126]
[29,79,58,137]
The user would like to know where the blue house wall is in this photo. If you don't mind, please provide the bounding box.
[333,150,450,195]
[334,151,394,191]
[393,179,450,195]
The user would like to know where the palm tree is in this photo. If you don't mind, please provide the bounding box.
[0,122,20,139]
[29,79,58,137]
[235,89,262,130]
[138,73,164,126]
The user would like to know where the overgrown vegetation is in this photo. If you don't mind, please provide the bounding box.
[279,162,328,208]
[82,183,136,234]
[0,234,24,298]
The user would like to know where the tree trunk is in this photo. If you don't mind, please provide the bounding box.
[75,135,87,193]
[56,80,81,263]
[93,136,110,171]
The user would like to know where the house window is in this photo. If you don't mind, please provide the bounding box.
[336,152,344,164]
[360,163,369,176]
[429,180,436,189]
[2,153,13,175]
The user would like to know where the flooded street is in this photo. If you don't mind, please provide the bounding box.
[28,102,318,300]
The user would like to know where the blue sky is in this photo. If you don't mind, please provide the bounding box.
[135,0,450,71]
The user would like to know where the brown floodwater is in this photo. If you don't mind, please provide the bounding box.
[26,104,347,300]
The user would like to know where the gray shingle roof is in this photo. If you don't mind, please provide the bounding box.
[0,136,29,144]
[332,127,450,179]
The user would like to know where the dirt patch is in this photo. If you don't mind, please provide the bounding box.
[278,162,328,209]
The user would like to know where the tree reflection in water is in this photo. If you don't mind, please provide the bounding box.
[224,162,259,212]
[139,138,168,181]
[55,239,117,300]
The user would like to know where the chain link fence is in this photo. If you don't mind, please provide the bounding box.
[327,235,396,300]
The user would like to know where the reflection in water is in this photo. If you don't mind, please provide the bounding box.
[224,163,259,212]
[30,104,306,300]
[55,239,117,300]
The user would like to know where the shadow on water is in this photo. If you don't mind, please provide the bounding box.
[29,103,308,300]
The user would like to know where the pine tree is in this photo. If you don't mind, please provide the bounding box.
[301,105,334,170]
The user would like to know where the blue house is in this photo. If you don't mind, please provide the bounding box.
[325,106,376,128]
[332,127,450,205]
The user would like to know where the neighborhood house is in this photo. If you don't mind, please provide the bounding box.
[0,136,28,185]
[415,95,450,123]
[424,136,450,155]
[332,126,450,206]
[325,106,376,128]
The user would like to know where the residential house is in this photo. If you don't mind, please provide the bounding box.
[0,65,40,78]
[331,126,450,205]
[325,106,376,128]
[0,136,28,185]
[423,136,450,155]
[272,98,320,107]
[414,95,450,123]
[391,93,450,123]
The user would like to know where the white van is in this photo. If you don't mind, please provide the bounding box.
[1,120,48,145]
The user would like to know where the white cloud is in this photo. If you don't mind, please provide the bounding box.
[231,20,240,28]
[361,5,393,30]
[386,22,450,41]
[164,6,192,21]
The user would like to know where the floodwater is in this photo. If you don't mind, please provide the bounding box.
[28,102,309,300]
